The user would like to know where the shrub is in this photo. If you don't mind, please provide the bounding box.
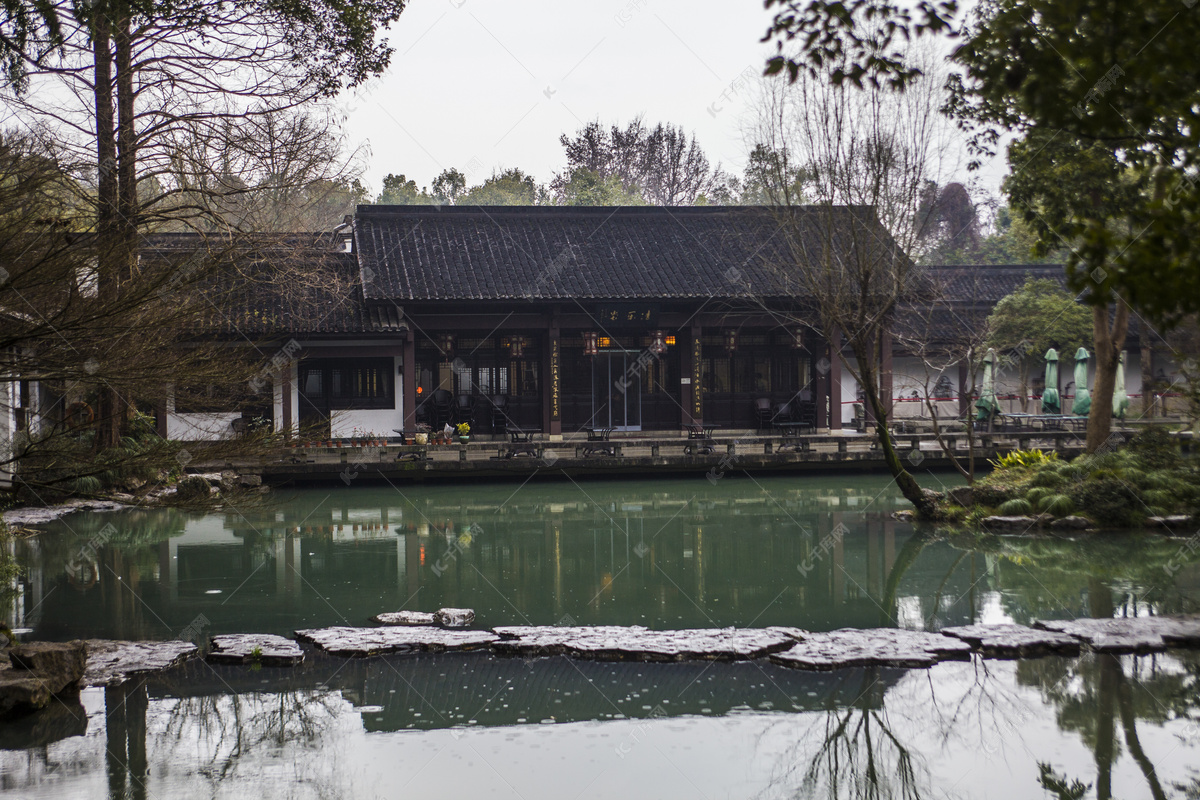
[991,449,1059,470]
[1039,494,1075,517]
[1127,427,1181,470]
[1024,487,1053,506]
[974,483,1018,507]
[1142,489,1178,513]
[1071,476,1144,528]
[998,498,1034,516]
[1030,469,1067,489]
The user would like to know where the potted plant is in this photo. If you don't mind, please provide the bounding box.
[456,422,471,444]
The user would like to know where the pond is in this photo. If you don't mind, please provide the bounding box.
[3,473,1200,797]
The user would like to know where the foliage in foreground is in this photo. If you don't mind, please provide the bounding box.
[966,429,1198,528]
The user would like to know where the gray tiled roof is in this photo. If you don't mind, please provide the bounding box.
[353,205,903,302]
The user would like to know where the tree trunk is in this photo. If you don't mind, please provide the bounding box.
[93,8,123,451]
[1086,301,1131,453]
[852,338,935,518]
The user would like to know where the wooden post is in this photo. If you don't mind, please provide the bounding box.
[815,334,830,430]
[546,321,561,437]
[881,329,894,419]
[403,330,417,433]
[682,323,703,428]
[829,329,842,431]
[958,360,970,418]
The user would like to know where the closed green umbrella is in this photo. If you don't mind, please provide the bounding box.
[975,348,999,421]
[1072,347,1091,416]
[1113,351,1129,420]
[1041,348,1061,415]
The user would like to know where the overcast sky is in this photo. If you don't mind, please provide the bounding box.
[342,0,1006,200]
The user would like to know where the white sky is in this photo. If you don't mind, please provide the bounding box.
[341,0,1007,201]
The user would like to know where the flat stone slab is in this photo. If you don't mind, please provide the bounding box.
[491,626,796,661]
[3,500,128,527]
[434,608,476,628]
[939,624,1082,658]
[208,634,303,666]
[770,628,973,671]
[294,626,498,658]
[1033,615,1200,653]
[83,640,198,687]
[372,611,436,626]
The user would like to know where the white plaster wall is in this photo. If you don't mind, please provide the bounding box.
[330,408,403,439]
[272,362,299,435]
[167,411,240,440]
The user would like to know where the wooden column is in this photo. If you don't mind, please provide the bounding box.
[815,335,829,430]
[403,330,417,432]
[686,323,703,427]
[828,329,842,430]
[881,329,894,418]
[545,322,561,437]
[958,360,970,418]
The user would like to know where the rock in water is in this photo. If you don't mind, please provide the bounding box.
[372,611,437,626]
[434,608,476,628]
[208,634,303,666]
[491,626,796,661]
[83,640,198,687]
[939,624,1082,658]
[770,628,973,670]
[1033,614,1200,653]
[0,641,87,717]
[294,626,498,657]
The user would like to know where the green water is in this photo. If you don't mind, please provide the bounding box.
[8,473,1200,640]
[4,473,1200,798]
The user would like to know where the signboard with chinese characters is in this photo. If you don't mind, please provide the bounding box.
[594,304,658,327]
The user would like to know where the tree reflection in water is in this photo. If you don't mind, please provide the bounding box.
[98,677,346,799]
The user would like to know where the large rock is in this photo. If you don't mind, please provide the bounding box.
[434,608,476,628]
[294,626,498,657]
[947,486,974,507]
[491,626,796,662]
[0,641,87,717]
[208,634,303,666]
[83,640,199,686]
[9,640,88,678]
[939,623,1082,658]
[770,628,973,671]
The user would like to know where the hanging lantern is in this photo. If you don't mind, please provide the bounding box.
[583,331,599,357]
[649,330,667,356]
[723,329,738,353]
[509,335,526,359]
[790,328,804,349]
[437,333,455,357]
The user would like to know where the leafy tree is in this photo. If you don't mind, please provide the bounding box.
[737,143,808,205]
[761,0,1200,452]
[555,167,646,207]
[985,277,1093,412]
[916,182,979,260]
[430,167,467,205]
[377,173,433,205]
[460,168,544,206]
[553,118,720,206]
[2,0,404,451]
